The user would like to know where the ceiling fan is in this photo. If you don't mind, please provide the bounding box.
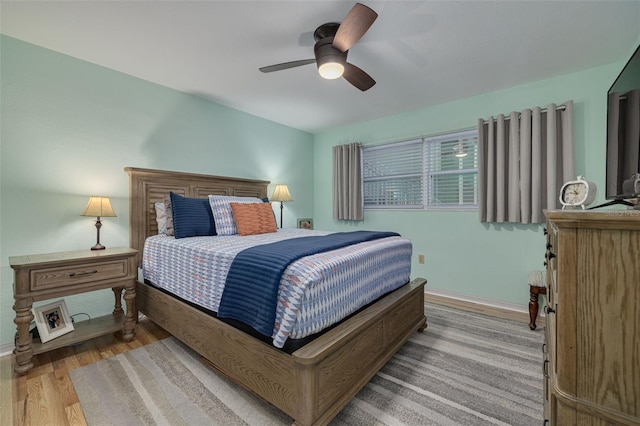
[259,3,378,91]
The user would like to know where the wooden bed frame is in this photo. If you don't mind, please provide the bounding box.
[125,167,427,426]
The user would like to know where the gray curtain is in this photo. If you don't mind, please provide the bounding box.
[606,89,640,197]
[478,101,574,224]
[332,143,364,221]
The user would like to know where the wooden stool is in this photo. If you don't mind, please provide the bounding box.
[528,271,546,330]
[529,285,547,330]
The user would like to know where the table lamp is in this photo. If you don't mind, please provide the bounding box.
[81,196,117,250]
[270,184,293,228]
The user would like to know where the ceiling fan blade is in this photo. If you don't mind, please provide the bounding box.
[297,30,316,46]
[333,3,378,52]
[259,59,315,73]
[343,62,376,91]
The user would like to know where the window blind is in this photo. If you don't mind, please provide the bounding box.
[363,139,424,208]
[425,131,478,209]
[362,129,478,210]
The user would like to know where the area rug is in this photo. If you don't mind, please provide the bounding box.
[70,303,544,425]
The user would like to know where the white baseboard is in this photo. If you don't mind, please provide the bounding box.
[425,288,546,325]
[426,288,528,313]
[0,342,14,358]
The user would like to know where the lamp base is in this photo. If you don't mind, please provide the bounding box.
[91,217,106,250]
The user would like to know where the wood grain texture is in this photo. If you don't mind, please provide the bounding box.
[544,210,640,425]
[126,166,428,426]
[125,167,269,267]
[10,248,138,375]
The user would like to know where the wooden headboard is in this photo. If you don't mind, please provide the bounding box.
[125,167,269,266]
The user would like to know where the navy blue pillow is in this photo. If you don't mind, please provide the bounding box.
[169,192,216,239]
[262,197,277,223]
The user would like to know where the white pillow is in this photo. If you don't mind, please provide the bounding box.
[208,195,264,235]
[155,202,167,234]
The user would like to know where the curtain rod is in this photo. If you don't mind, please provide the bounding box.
[482,104,567,123]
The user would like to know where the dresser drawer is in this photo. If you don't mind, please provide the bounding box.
[30,259,128,291]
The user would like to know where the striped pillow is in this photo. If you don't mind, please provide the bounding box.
[169,192,216,239]
[154,202,167,234]
[230,202,277,236]
[162,195,175,236]
[208,195,264,235]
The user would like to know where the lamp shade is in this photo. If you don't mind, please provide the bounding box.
[81,196,117,217]
[271,185,293,202]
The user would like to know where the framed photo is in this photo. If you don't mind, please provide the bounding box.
[33,299,74,343]
[297,218,313,230]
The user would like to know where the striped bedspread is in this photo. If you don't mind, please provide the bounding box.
[142,228,412,348]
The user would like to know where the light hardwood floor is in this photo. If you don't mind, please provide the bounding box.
[0,318,170,426]
[0,298,537,426]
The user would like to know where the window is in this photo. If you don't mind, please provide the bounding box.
[362,129,478,210]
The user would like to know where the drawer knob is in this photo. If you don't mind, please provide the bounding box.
[545,306,555,315]
[69,269,98,278]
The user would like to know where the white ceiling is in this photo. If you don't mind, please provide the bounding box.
[2,1,639,133]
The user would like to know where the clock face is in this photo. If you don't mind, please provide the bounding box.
[560,177,597,208]
[563,183,587,204]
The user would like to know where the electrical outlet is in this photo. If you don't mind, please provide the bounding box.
[418,254,425,264]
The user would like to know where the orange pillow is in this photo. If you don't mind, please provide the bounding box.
[230,202,277,236]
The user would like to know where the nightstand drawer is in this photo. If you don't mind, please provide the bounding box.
[30,259,128,291]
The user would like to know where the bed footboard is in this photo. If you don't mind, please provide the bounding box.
[291,277,427,425]
[136,277,427,426]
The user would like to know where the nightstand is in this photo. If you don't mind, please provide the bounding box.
[10,247,138,375]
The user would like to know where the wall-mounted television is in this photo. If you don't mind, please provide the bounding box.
[605,44,640,207]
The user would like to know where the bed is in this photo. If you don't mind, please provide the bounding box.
[125,167,427,426]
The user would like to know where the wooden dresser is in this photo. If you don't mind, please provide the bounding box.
[543,210,640,425]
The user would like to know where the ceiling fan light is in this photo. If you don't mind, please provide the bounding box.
[454,143,467,157]
[318,61,344,79]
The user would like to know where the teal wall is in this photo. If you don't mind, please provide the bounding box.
[2,33,638,348]
[0,36,314,346]
[312,58,633,306]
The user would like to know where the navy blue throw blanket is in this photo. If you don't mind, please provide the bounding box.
[218,230,400,337]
